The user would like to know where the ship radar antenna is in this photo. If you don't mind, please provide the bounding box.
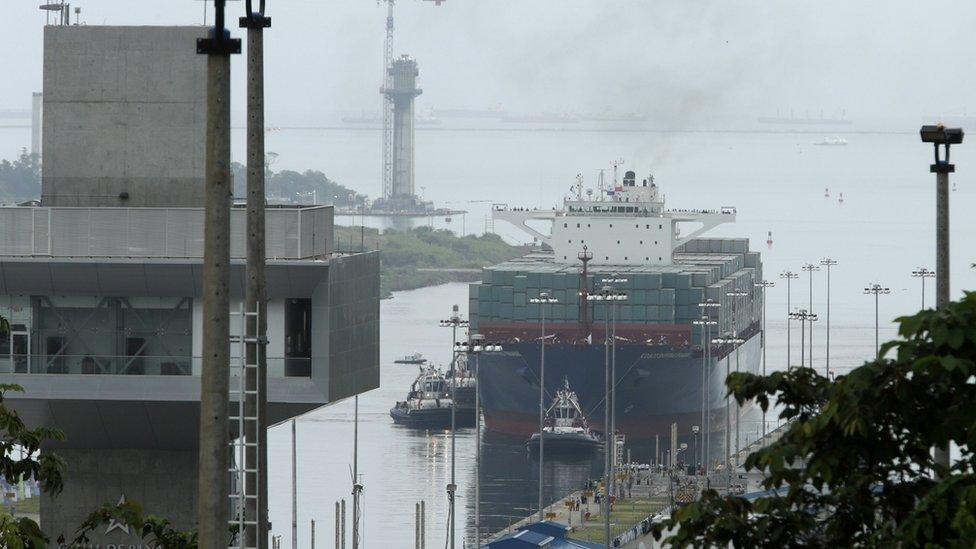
[575,173,584,200]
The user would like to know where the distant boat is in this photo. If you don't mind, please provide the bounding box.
[814,137,848,146]
[394,352,427,365]
[526,379,602,455]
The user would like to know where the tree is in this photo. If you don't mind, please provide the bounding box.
[655,291,976,547]
[0,149,41,202]
[73,501,200,549]
[0,384,65,548]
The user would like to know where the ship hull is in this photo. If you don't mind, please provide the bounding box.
[478,332,763,457]
[525,432,603,454]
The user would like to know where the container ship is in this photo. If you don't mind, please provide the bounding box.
[469,169,764,461]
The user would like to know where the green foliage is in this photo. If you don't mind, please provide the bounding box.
[73,501,200,548]
[0,150,41,202]
[654,292,976,547]
[334,225,523,296]
[0,383,66,548]
[231,162,365,207]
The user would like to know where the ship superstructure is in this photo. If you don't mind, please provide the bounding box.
[470,167,764,463]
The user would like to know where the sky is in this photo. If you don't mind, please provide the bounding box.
[4,0,976,127]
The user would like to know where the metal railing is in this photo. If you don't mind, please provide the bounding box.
[0,354,311,377]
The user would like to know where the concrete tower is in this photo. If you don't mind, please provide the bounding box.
[383,55,422,205]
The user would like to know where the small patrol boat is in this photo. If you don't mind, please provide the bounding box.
[390,366,454,428]
[526,379,602,454]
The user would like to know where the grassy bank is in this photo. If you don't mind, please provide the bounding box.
[334,225,525,297]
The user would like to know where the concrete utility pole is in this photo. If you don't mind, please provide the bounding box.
[241,2,271,547]
[196,2,240,545]
[920,124,962,476]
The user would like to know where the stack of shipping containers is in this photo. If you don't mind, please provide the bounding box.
[469,238,763,347]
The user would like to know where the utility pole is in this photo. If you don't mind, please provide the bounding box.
[911,267,935,310]
[292,419,297,549]
[727,290,749,462]
[753,281,774,437]
[920,124,963,475]
[240,2,271,547]
[602,275,627,501]
[820,259,837,381]
[196,2,239,546]
[779,271,798,369]
[712,335,743,488]
[439,306,468,549]
[698,299,720,465]
[529,292,557,521]
[863,285,890,359]
[801,264,820,370]
[352,395,362,549]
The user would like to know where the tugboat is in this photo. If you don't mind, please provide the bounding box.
[390,366,454,428]
[394,352,427,365]
[526,379,602,455]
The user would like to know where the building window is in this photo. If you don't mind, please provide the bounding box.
[285,298,312,377]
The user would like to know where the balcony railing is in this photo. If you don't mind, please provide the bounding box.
[0,355,311,378]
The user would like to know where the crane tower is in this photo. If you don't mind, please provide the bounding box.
[380,0,395,202]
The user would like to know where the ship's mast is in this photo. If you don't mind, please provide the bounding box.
[577,246,593,339]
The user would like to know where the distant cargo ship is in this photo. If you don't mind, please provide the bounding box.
[471,168,764,460]
[758,110,851,126]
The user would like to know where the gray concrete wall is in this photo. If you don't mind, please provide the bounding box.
[42,448,197,545]
[42,26,207,208]
[312,251,380,401]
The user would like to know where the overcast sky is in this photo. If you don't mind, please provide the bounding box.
[4,1,976,125]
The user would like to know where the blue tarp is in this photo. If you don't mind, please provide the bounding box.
[485,521,603,549]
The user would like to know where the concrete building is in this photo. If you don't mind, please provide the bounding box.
[0,25,380,543]
[41,26,207,207]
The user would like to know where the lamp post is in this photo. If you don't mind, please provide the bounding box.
[863,284,890,360]
[787,309,818,370]
[779,271,799,369]
[601,274,628,499]
[697,299,721,466]
[692,313,718,466]
[586,285,627,548]
[691,425,700,473]
[726,290,749,461]
[911,267,935,310]
[711,335,744,489]
[801,264,820,370]
[439,306,468,549]
[920,124,963,476]
[455,336,502,546]
[819,259,837,381]
[528,291,558,522]
[753,280,774,437]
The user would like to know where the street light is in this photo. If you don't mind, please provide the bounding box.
[586,284,627,548]
[692,312,718,466]
[911,267,936,310]
[779,271,799,369]
[601,275,627,501]
[528,291,557,522]
[921,124,962,477]
[753,280,774,437]
[819,258,838,381]
[454,335,502,546]
[727,290,749,461]
[787,309,818,369]
[863,284,890,359]
[691,425,700,473]
[697,299,721,464]
[712,335,744,489]
[439,305,468,549]
[801,264,820,369]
